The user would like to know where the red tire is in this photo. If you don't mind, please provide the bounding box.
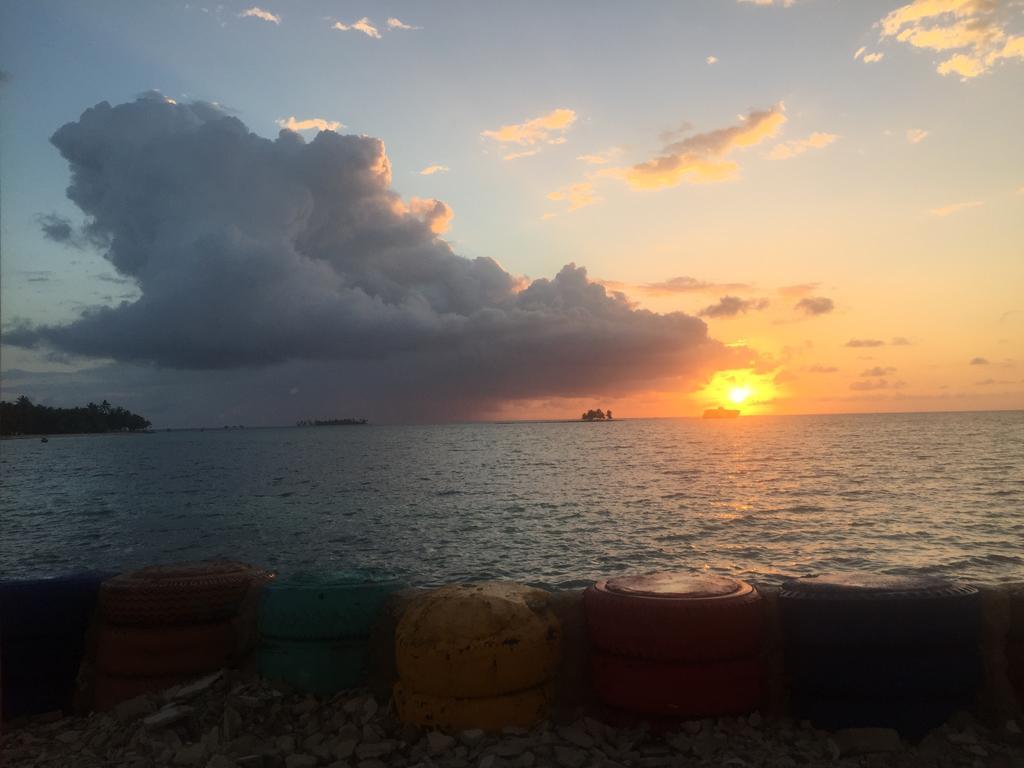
[591,651,764,717]
[584,573,765,662]
[93,673,185,711]
[100,561,268,627]
[96,621,234,677]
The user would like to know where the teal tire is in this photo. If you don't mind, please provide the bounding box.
[259,638,369,694]
[259,573,407,641]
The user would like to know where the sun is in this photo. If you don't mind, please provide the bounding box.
[728,386,752,405]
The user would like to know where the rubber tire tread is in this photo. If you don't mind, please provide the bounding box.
[258,638,368,695]
[393,681,551,731]
[259,578,406,641]
[590,651,764,717]
[99,562,263,627]
[584,582,765,662]
[95,621,234,677]
[779,586,981,651]
[790,690,969,740]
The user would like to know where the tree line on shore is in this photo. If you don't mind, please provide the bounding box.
[582,408,613,421]
[0,396,152,436]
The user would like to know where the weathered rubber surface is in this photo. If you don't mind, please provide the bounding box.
[791,691,967,740]
[93,672,185,712]
[396,582,562,698]
[0,572,110,639]
[259,638,368,694]
[1,572,110,720]
[590,651,764,717]
[1008,638,1024,702]
[259,573,407,641]
[96,621,235,677]
[786,646,983,698]
[779,573,980,650]
[99,561,269,627]
[393,681,552,731]
[584,573,765,662]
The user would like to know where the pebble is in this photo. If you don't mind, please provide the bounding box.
[285,755,317,768]
[828,727,902,757]
[554,745,586,768]
[461,729,486,746]
[428,732,457,754]
[174,743,207,765]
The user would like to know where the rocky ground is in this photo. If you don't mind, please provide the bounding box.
[2,671,1022,768]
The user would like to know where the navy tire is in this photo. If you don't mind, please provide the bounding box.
[0,572,110,639]
[259,573,408,641]
[790,690,969,740]
[780,573,980,650]
[786,646,982,699]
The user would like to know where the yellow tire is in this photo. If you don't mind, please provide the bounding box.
[395,581,562,698]
[393,681,551,731]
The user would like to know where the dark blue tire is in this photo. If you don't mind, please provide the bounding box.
[780,573,980,650]
[790,690,969,740]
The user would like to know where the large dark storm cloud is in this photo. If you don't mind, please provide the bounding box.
[7,94,738,419]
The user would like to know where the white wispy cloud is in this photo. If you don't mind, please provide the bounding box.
[482,109,577,146]
[386,17,420,30]
[769,131,838,160]
[928,200,984,217]
[854,46,867,59]
[419,164,449,176]
[706,55,719,65]
[503,149,541,161]
[906,128,929,144]
[333,18,381,38]
[863,52,885,63]
[239,7,280,24]
[277,116,343,133]
[877,0,1024,80]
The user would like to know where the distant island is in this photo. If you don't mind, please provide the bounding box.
[703,407,740,419]
[296,418,368,427]
[581,409,613,421]
[0,396,151,436]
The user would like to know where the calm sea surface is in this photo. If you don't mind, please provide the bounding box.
[2,412,1022,587]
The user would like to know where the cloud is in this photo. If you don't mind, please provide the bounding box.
[906,128,929,143]
[928,200,984,217]
[419,164,449,176]
[333,18,381,38]
[777,282,819,298]
[861,366,897,377]
[854,46,867,59]
[277,116,343,133]
[877,0,1024,80]
[239,7,280,24]
[630,277,752,296]
[850,378,903,391]
[482,109,577,147]
[546,183,600,213]
[5,94,741,420]
[807,364,839,373]
[37,213,76,244]
[698,296,769,318]
[386,17,420,30]
[891,336,913,345]
[706,56,718,65]
[769,132,838,160]
[503,149,540,161]
[846,339,886,347]
[863,52,885,63]
[794,296,835,315]
[577,148,621,165]
[601,105,787,190]
[970,356,989,365]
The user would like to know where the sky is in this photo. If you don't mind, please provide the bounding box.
[0,0,1022,426]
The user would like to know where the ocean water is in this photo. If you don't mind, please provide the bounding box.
[1,411,1022,587]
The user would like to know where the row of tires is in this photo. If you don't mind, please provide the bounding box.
[3,564,1023,737]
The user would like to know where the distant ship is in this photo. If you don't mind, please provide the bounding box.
[703,407,740,419]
